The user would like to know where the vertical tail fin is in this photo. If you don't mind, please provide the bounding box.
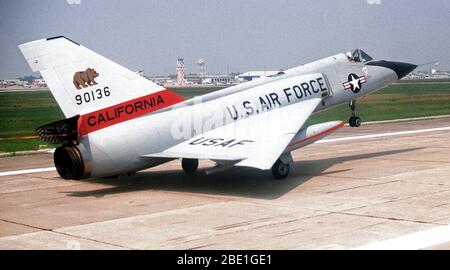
[19,36,184,119]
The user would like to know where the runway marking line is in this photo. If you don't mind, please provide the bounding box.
[0,126,449,177]
[355,224,450,250]
[317,126,450,144]
[0,167,56,177]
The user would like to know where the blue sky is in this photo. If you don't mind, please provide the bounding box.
[1,0,449,78]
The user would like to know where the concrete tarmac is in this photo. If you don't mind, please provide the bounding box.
[1,118,450,250]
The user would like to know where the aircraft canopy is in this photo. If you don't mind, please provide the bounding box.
[350,49,373,63]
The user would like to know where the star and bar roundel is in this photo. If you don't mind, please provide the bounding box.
[343,73,366,93]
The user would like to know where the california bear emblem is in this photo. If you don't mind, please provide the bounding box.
[73,68,99,89]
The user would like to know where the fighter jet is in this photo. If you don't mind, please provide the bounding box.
[18,36,416,179]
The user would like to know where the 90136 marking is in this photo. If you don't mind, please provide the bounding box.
[76,86,110,105]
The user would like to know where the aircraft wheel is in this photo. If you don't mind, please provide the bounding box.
[349,116,361,127]
[349,116,355,127]
[182,158,199,173]
[271,159,290,179]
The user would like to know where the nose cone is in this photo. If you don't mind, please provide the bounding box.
[366,60,417,79]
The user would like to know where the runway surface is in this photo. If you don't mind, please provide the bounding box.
[1,118,450,250]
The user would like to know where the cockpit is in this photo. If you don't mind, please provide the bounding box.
[346,49,373,63]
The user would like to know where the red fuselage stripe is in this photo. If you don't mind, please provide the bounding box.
[287,121,346,148]
[77,89,185,136]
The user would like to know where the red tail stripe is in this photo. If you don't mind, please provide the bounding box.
[77,89,185,136]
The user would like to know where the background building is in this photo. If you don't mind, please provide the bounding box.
[235,70,280,82]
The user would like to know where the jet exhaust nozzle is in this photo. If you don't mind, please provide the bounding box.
[54,145,91,180]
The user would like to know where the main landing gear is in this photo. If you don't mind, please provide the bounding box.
[348,100,361,127]
[182,158,199,173]
[271,159,290,179]
[182,157,291,179]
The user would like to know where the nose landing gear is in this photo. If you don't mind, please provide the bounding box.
[348,100,361,127]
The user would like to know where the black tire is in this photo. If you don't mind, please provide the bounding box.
[348,116,355,127]
[349,116,361,127]
[271,159,290,179]
[182,158,199,173]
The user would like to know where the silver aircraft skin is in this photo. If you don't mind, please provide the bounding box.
[19,37,416,179]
